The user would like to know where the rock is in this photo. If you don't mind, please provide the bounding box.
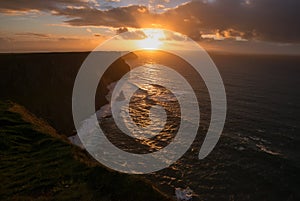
[175,187,194,201]
[68,134,84,148]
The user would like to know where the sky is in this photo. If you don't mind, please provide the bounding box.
[0,0,299,54]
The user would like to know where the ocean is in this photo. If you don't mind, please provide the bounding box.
[97,51,300,200]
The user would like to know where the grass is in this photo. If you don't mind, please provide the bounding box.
[0,101,172,201]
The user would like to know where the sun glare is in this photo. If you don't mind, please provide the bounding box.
[137,29,165,50]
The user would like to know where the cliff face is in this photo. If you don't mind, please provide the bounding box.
[0,52,130,135]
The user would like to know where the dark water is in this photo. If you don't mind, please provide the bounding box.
[99,52,300,201]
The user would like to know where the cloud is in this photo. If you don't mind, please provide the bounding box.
[160,0,300,43]
[116,27,129,34]
[62,0,300,43]
[94,33,103,37]
[0,0,89,13]
[55,5,151,28]
[15,32,51,38]
[96,0,191,12]
[115,28,147,40]
[0,0,299,43]
[162,30,187,41]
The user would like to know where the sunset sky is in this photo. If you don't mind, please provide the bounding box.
[0,0,299,54]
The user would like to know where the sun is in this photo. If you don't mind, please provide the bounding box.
[137,29,165,50]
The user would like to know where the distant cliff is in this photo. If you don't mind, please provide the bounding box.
[0,52,130,135]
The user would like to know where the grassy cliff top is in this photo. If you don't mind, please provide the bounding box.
[0,100,172,201]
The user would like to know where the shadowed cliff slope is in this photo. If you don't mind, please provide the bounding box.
[0,52,130,135]
[0,101,172,201]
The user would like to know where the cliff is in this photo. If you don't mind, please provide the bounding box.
[0,52,130,135]
[0,100,172,201]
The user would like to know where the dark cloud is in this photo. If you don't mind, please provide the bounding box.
[116,27,129,34]
[0,0,299,43]
[115,27,147,40]
[0,0,88,13]
[58,5,150,28]
[160,0,300,43]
